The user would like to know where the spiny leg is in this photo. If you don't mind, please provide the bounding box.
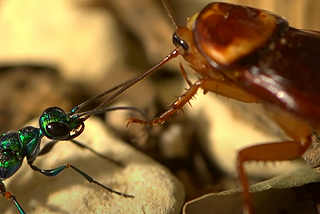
[28,162,134,198]
[237,136,313,214]
[126,64,203,127]
[126,79,202,126]
[126,75,259,127]
[38,140,124,167]
[1,181,26,214]
[236,104,315,214]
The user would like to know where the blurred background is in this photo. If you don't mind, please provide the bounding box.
[0,0,319,212]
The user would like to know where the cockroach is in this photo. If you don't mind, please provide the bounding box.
[124,1,320,213]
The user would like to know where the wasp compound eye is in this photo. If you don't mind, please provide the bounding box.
[46,122,70,140]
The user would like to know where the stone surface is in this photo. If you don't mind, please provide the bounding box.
[0,0,123,84]
[183,167,320,214]
[2,117,185,214]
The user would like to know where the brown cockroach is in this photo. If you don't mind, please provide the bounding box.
[119,1,320,213]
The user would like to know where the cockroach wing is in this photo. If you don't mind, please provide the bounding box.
[243,28,320,126]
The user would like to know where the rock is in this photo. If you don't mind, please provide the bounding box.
[183,166,320,214]
[2,117,185,214]
[0,0,123,84]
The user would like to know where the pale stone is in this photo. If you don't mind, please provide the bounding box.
[0,0,123,84]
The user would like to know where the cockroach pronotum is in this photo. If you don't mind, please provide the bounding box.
[124,1,320,213]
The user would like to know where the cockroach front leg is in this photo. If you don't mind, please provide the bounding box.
[126,74,259,126]
[126,78,203,126]
[125,63,198,126]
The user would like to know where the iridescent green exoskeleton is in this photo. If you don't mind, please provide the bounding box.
[0,78,149,214]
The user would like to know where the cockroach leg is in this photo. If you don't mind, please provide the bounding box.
[179,63,193,87]
[237,108,313,213]
[238,136,312,213]
[126,76,259,126]
[126,78,201,126]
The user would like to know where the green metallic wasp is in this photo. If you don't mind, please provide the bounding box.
[0,77,151,213]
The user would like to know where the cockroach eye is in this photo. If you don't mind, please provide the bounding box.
[172,33,189,50]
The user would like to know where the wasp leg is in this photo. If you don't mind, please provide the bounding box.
[1,181,26,214]
[38,140,123,167]
[28,163,134,198]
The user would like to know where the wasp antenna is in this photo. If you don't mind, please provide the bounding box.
[71,80,131,115]
[76,106,146,121]
[81,49,180,121]
[161,0,178,30]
